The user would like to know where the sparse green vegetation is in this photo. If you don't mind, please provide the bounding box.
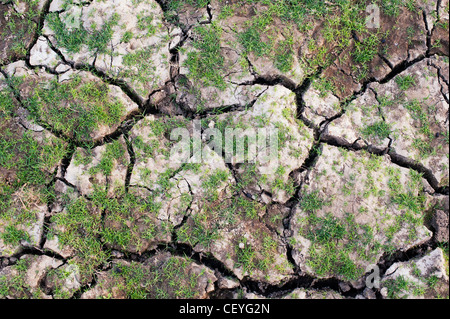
[301,210,378,280]
[0,125,66,187]
[235,237,257,274]
[49,195,109,284]
[385,167,426,242]
[176,0,403,87]
[184,22,227,89]
[296,188,379,280]
[384,275,415,299]
[202,169,230,201]
[299,190,329,213]
[22,76,125,144]
[0,84,67,248]
[108,255,209,299]
[383,252,448,299]
[89,140,127,177]
[274,36,296,73]
[0,0,41,60]
[177,212,220,248]
[1,0,448,301]
[0,258,36,299]
[272,166,296,198]
[238,27,270,58]
[395,75,416,91]
[0,225,30,246]
[235,233,284,275]
[121,46,168,95]
[47,12,120,54]
[361,121,392,141]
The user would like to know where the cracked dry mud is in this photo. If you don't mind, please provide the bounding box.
[0,0,448,300]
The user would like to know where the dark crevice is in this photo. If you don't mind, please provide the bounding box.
[289,142,323,190]
[60,143,77,178]
[43,35,147,109]
[8,246,66,262]
[430,61,450,104]
[0,0,14,6]
[171,215,190,243]
[435,0,443,21]
[25,38,63,76]
[71,273,100,299]
[39,215,53,250]
[364,51,436,89]
[320,133,387,155]
[2,61,149,151]
[370,87,395,150]
[168,243,239,281]
[24,0,52,63]
[379,55,429,86]
[319,134,448,195]
[72,64,146,109]
[68,241,236,300]
[225,163,240,194]
[1,1,448,301]
[108,242,239,283]
[434,64,449,87]
[154,0,170,12]
[200,2,213,25]
[315,54,449,195]
[286,142,323,203]
[283,142,324,275]
[319,96,355,134]
[1,68,81,145]
[167,28,190,80]
[123,132,136,193]
[191,87,269,119]
[378,53,394,70]
[39,260,67,297]
[240,273,358,299]
[440,84,449,104]
[55,176,78,191]
[294,72,321,132]
[388,151,448,195]
[171,180,194,242]
[422,9,433,54]
[284,244,299,274]
[40,163,61,249]
[128,184,155,194]
[239,237,443,299]
[235,74,297,92]
[377,239,440,278]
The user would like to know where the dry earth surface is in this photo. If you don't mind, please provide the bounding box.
[0,0,449,299]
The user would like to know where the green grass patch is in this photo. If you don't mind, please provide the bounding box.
[361,121,392,141]
[0,225,30,246]
[395,75,416,91]
[46,12,120,54]
[0,0,40,59]
[184,23,227,89]
[49,195,109,282]
[303,212,378,280]
[0,258,38,299]
[89,140,127,177]
[24,76,125,144]
[109,255,208,299]
[202,169,230,201]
